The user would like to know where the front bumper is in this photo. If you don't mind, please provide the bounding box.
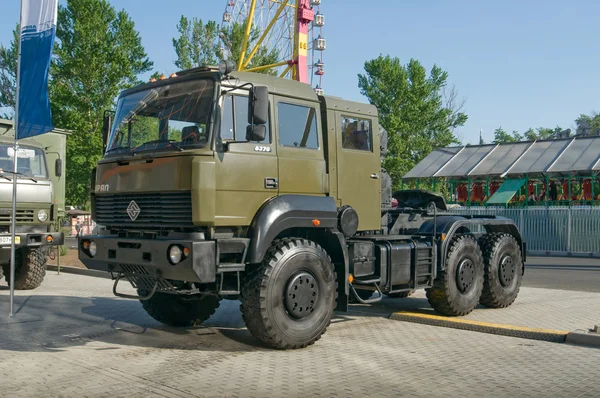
[0,231,64,249]
[77,234,216,283]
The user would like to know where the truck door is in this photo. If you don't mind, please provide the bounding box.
[335,112,381,231]
[274,97,327,195]
[214,92,278,226]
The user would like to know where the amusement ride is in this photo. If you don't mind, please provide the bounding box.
[221,0,326,94]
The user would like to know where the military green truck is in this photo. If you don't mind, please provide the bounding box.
[78,62,526,349]
[0,119,67,289]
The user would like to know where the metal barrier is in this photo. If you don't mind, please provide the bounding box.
[449,206,600,257]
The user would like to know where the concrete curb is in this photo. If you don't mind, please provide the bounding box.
[389,311,569,343]
[565,329,600,349]
[46,265,112,279]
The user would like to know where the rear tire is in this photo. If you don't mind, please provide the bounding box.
[3,247,47,290]
[478,233,523,308]
[240,238,338,349]
[426,235,484,316]
[138,290,221,327]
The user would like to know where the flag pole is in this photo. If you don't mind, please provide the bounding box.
[9,0,25,318]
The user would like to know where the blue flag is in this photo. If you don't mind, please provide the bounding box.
[16,0,57,140]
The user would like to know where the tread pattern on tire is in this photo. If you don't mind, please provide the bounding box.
[5,248,47,290]
[478,233,523,308]
[425,235,484,316]
[240,237,338,350]
[139,291,221,327]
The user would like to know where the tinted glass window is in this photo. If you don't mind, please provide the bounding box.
[220,94,270,143]
[342,116,372,151]
[277,102,319,149]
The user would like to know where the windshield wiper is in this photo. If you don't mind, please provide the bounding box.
[0,173,11,181]
[137,140,184,152]
[1,171,38,183]
[105,147,132,155]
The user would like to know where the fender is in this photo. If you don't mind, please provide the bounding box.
[246,194,339,264]
[418,215,526,272]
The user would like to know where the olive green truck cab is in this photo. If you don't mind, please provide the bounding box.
[0,119,66,289]
[79,63,526,349]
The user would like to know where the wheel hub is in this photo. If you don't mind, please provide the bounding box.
[284,271,319,319]
[456,259,475,293]
[499,255,515,287]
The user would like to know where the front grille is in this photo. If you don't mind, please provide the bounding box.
[0,209,35,223]
[95,192,193,228]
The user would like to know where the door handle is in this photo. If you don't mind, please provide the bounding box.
[264,177,278,189]
[370,173,379,179]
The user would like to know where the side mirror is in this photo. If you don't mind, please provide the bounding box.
[102,111,112,151]
[55,158,62,177]
[248,86,268,125]
[246,125,266,142]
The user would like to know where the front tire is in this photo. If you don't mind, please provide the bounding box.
[138,290,221,327]
[240,238,338,349]
[3,247,47,290]
[426,235,484,316]
[478,233,523,308]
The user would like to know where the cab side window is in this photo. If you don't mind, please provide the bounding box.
[341,116,372,151]
[221,94,270,143]
[277,102,319,149]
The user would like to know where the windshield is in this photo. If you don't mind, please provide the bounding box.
[0,144,47,179]
[106,78,215,154]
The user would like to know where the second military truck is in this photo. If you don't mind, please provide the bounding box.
[79,62,526,349]
[0,119,67,289]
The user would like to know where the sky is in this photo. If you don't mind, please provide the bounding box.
[1,0,599,144]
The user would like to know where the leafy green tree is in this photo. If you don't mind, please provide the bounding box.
[358,55,466,188]
[0,23,19,115]
[493,127,524,143]
[173,17,221,69]
[172,16,279,75]
[51,0,153,207]
[576,112,600,135]
[523,127,558,141]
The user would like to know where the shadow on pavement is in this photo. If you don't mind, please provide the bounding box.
[0,293,389,354]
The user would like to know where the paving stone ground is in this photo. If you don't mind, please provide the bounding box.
[0,272,599,398]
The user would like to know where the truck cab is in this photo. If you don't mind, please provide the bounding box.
[79,63,525,349]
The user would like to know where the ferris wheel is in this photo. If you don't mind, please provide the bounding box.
[221,0,326,94]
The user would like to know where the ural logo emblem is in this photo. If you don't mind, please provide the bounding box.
[127,200,141,221]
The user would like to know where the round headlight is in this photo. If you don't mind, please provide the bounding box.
[37,210,48,222]
[89,241,97,257]
[169,245,182,264]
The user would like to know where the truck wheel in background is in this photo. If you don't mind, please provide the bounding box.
[425,235,484,316]
[478,233,523,308]
[138,290,221,327]
[240,238,338,349]
[385,290,414,298]
[3,247,47,290]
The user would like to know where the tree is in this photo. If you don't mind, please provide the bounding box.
[576,112,600,136]
[523,127,557,141]
[173,17,221,69]
[51,0,153,207]
[0,23,19,116]
[172,16,279,74]
[358,55,466,188]
[493,127,524,143]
